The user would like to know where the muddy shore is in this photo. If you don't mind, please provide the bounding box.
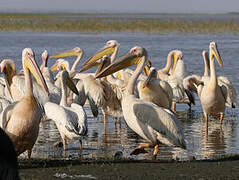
[19,157,239,179]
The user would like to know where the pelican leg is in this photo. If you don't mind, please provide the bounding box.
[118,117,122,130]
[103,111,107,134]
[204,113,208,141]
[172,102,176,113]
[27,149,32,166]
[220,113,224,124]
[152,144,159,160]
[130,143,154,155]
[62,137,67,157]
[79,139,82,158]
[114,117,117,128]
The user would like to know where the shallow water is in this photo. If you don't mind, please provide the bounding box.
[1,32,239,161]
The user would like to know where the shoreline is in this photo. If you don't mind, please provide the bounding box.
[0,13,239,33]
[18,156,239,179]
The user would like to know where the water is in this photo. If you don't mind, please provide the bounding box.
[1,32,239,161]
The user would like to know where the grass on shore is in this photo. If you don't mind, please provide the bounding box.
[0,13,239,33]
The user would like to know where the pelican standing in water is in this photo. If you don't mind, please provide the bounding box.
[44,70,87,157]
[78,40,124,130]
[154,50,195,112]
[95,46,186,159]
[183,42,225,124]
[1,48,49,165]
[201,50,237,108]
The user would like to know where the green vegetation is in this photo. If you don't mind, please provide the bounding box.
[0,13,239,33]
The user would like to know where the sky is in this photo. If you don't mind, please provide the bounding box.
[0,0,239,14]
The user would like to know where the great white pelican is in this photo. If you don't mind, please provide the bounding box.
[44,70,87,157]
[1,48,49,165]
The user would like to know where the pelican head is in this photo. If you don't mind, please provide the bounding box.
[82,40,119,67]
[95,46,147,79]
[172,50,183,72]
[50,47,83,59]
[50,59,70,72]
[22,48,49,96]
[60,70,79,95]
[0,59,16,99]
[42,50,49,63]
[40,50,49,71]
[209,42,223,67]
[0,59,17,84]
[143,67,157,88]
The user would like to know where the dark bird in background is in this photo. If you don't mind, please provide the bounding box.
[0,128,19,180]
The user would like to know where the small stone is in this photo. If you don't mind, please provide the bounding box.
[114,151,123,159]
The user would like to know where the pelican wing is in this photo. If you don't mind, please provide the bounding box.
[132,99,186,148]
[83,76,106,107]
[12,75,49,105]
[44,102,87,135]
[0,101,18,129]
[74,79,87,106]
[87,96,99,117]
[158,80,173,102]
[218,76,238,108]
[183,75,204,95]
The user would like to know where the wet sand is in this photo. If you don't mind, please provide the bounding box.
[19,157,239,179]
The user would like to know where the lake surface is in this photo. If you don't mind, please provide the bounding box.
[1,32,239,161]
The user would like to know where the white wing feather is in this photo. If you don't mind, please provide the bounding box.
[44,102,87,136]
[132,99,186,148]
[128,98,186,148]
[218,76,238,108]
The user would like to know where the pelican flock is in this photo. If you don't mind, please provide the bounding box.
[0,40,237,167]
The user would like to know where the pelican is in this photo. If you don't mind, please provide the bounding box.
[44,70,87,157]
[201,50,237,108]
[95,46,186,158]
[78,40,125,130]
[167,50,195,112]
[138,67,173,110]
[80,56,123,130]
[1,48,49,165]
[183,42,225,123]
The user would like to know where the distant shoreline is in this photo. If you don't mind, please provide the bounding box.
[0,13,239,33]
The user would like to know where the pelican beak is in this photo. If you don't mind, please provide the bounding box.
[66,75,79,95]
[50,62,66,72]
[95,53,141,79]
[83,45,116,66]
[143,61,151,76]
[95,58,111,75]
[24,54,49,96]
[50,62,58,72]
[172,53,180,72]
[50,49,82,58]
[210,42,223,67]
[79,61,100,73]
[142,70,153,88]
